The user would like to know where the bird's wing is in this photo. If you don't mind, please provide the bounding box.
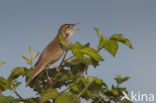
[26,39,64,86]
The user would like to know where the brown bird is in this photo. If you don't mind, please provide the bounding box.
[26,24,78,86]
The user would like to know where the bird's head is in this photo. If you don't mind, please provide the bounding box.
[58,24,79,40]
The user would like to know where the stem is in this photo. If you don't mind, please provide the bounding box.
[0,91,2,96]
[77,80,93,98]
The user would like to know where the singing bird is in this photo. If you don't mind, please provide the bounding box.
[26,24,78,86]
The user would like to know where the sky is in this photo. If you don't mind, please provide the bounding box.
[0,0,156,102]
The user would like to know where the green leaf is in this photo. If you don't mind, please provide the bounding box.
[81,47,103,61]
[55,70,71,82]
[0,61,5,66]
[0,96,17,103]
[56,95,73,103]
[11,81,21,91]
[41,89,59,103]
[94,27,106,47]
[101,40,118,57]
[71,42,84,58]
[114,75,130,85]
[59,35,72,49]
[111,89,119,95]
[121,99,133,103]
[82,42,90,48]
[70,58,88,65]
[59,35,65,46]
[0,77,9,91]
[22,55,30,61]
[8,67,25,81]
[94,78,108,88]
[32,51,39,59]
[16,97,39,103]
[121,77,130,83]
[94,27,102,39]
[90,58,99,68]
[29,46,33,58]
[110,34,133,49]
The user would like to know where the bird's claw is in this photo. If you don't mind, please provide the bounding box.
[47,77,53,85]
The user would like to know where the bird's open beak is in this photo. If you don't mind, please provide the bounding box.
[72,23,80,30]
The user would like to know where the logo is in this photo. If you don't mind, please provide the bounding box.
[122,91,155,102]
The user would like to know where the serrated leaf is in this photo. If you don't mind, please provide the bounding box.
[32,51,39,59]
[0,77,9,91]
[71,42,84,58]
[70,58,88,65]
[111,89,119,95]
[56,95,73,103]
[29,46,33,58]
[82,42,90,48]
[41,89,58,103]
[55,71,71,82]
[121,77,130,83]
[91,58,99,68]
[94,78,108,88]
[22,55,30,61]
[115,75,130,85]
[8,67,25,81]
[0,61,5,66]
[101,40,118,57]
[110,34,133,49]
[81,47,103,61]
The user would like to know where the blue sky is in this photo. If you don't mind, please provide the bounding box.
[0,0,156,101]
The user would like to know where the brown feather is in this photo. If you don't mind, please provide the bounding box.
[26,24,77,86]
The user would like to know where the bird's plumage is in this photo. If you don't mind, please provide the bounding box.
[26,24,77,86]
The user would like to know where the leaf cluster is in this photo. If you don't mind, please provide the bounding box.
[0,27,133,103]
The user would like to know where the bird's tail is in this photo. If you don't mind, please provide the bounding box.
[26,65,45,87]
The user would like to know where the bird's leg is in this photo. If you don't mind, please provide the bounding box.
[48,64,60,72]
[46,69,53,85]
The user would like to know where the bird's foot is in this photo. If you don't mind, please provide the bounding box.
[48,64,60,72]
[46,69,53,85]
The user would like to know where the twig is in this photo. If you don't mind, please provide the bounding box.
[64,55,75,62]
[13,90,22,99]
[61,87,70,94]
[58,50,68,70]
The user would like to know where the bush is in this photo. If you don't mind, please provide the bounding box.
[0,27,133,103]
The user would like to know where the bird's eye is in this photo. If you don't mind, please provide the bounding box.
[67,25,70,28]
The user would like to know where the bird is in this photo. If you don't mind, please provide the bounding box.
[26,24,79,86]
